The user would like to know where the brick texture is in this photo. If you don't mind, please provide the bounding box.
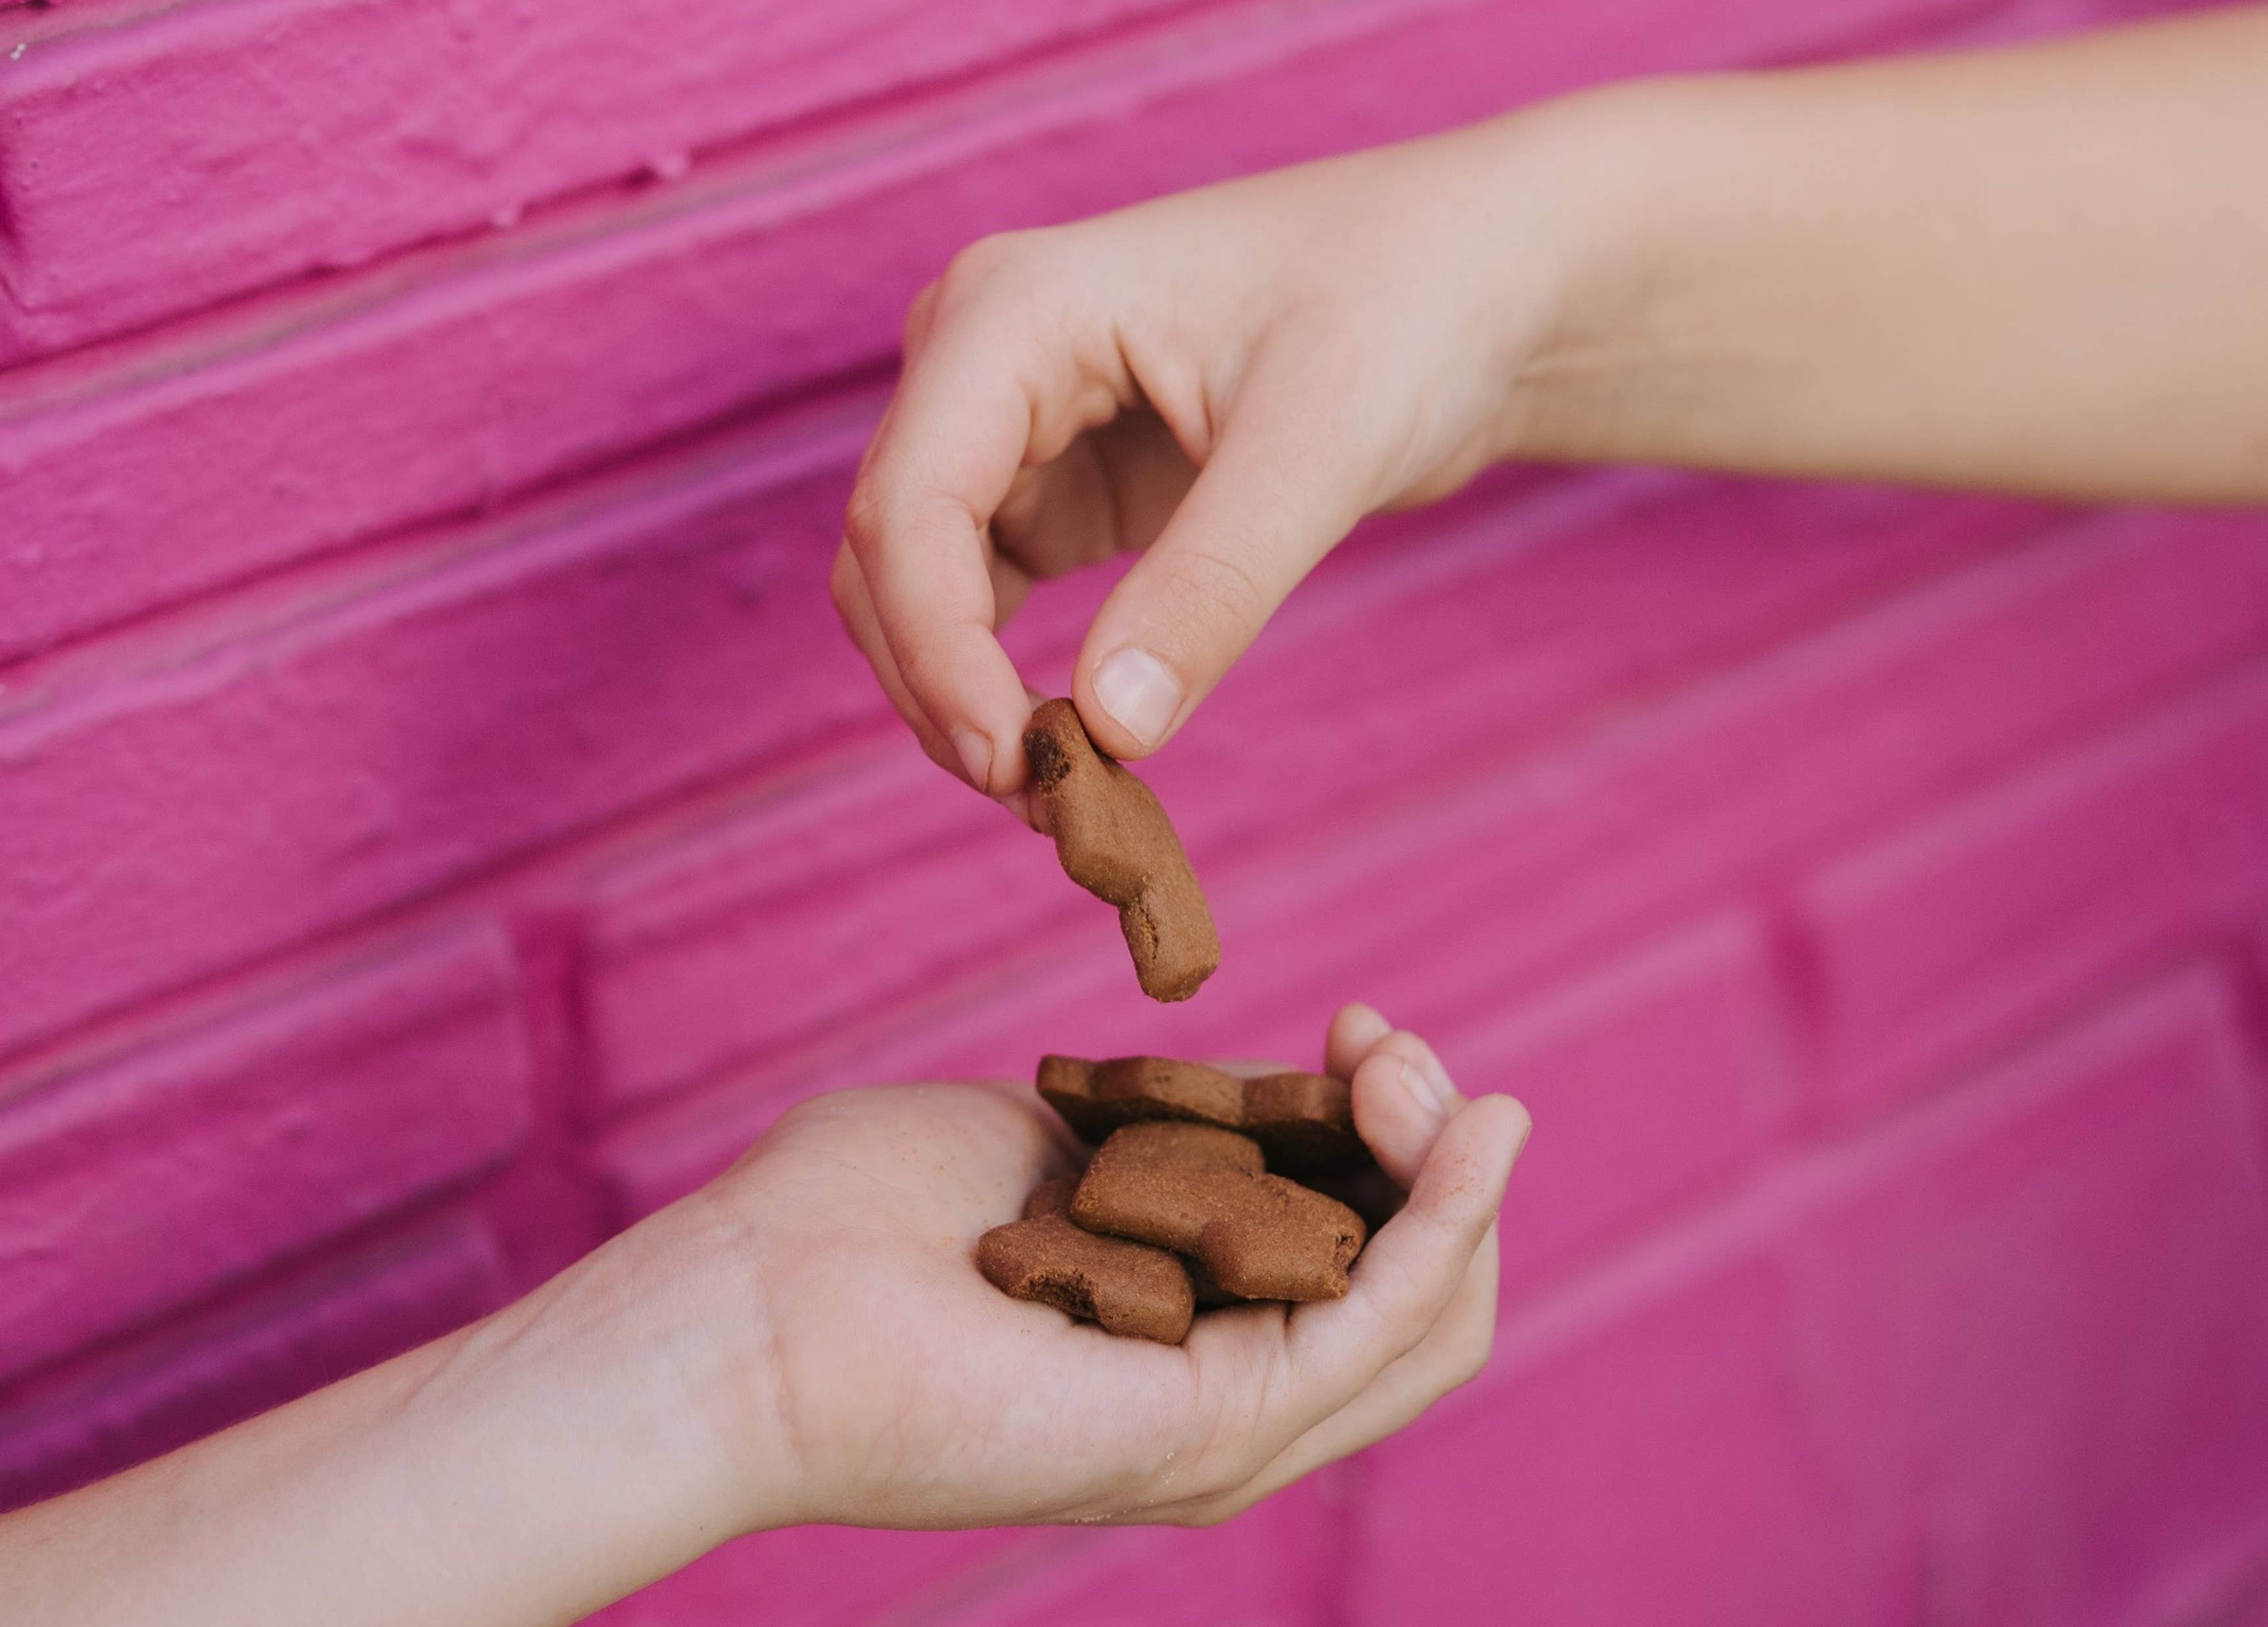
[4,0,2263,1621]
[0,924,530,1382]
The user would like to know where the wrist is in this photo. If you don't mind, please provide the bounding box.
[555,1186,805,1539]
[1477,74,1760,469]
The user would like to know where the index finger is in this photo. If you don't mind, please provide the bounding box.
[842,340,1037,795]
[843,248,1132,794]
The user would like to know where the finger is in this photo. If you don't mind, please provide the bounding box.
[845,276,1128,795]
[1157,1095,1521,1515]
[1173,1219,1500,1521]
[993,412,1198,582]
[1281,1094,1528,1419]
[1072,352,1370,759]
[828,543,966,778]
[1325,1002,1394,1079]
[1351,1029,1465,1189]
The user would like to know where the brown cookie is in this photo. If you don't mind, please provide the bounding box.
[1027,1172,1237,1304]
[978,1176,1196,1344]
[1038,1054,1371,1177]
[1071,1122,1367,1302]
[1024,698,1219,1002]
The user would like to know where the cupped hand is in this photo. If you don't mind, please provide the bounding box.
[830,118,1582,799]
[695,1005,1528,1530]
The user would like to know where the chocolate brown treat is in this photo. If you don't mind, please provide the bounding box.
[1038,1054,1371,1177]
[1022,1173,1083,1221]
[1024,699,1219,1002]
[1072,1122,1366,1302]
[978,1178,1196,1344]
[1028,1171,1237,1304]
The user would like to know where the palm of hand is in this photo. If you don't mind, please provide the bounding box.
[700,1014,1526,1533]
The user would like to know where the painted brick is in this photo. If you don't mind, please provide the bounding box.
[0,0,1199,363]
[0,397,879,1061]
[581,749,1070,1116]
[1350,1256,1906,1627]
[1418,914,1789,1292]
[0,0,2026,663]
[0,1212,505,1513]
[1209,510,2268,1038]
[596,511,2268,1219]
[581,471,2027,1116]
[1141,475,2053,864]
[1800,662,2268,1120]
[1782,972,2268,1627]
[0,923,529,1380]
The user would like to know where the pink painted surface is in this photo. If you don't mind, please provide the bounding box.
[5,0,2267,1623]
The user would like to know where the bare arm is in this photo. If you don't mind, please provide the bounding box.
[0,1014,1521,1626]
[833,6,2268,791]
[1514,5,2268,501]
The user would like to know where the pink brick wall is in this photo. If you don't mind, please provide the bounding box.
[3,0,2265,1621]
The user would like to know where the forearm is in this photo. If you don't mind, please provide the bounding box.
[0,1196,779,1627]
[1501,5,2268,502]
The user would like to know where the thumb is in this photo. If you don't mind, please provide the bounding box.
[1071,362,1369,758]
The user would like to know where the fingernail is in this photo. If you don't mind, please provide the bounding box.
[998,788,1038,830]
[1093,647,1183,749]
[951,728,994,793]
[1398,1060,1450,1121]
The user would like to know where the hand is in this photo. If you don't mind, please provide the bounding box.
[829,117,1590,798]
[698,1003,1529,1529]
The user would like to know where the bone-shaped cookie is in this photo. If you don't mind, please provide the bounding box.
[976,1174,1196,1344]
[1070,1121,1366,1302]
[1024,698,1219,1002]
[1038,1054,1371,1177]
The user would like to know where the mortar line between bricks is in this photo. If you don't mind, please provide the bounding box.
[1265,534,2268,1013]
[1801,894,2268,1149]
[1452,953,2259,1410]
[1,460,2046,1087]
[556,527,2268,1154]
[0,0,2129,408]
[0,1180,502,1405]
[0,357,897,694]
[5,493,2240,1138]
[570,844,1099,1139]
[0,717,914,1087]
[0,0,1295,394]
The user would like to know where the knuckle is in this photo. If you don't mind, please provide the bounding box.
[1156,546,1270,642]
[839,482,893,560]
[937,230,1031,307]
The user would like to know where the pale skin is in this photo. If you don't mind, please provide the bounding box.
[831,4,2268,803]
[0,1010,1526,1625]
[10,7,2267,1618]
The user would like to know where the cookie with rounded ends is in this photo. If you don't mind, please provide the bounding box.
[1025,1173,1239,1306]
[1070,1122,1367,1302]
[1024,698,1219,1002]
[977,1176,1196,1344]
[1038,1054,1370,1177]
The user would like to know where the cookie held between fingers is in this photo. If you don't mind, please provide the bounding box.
[1038,1054,1371,1177]
[1071,1122,1367,1302]
[977,1177,1197,1344]
[1023,699,1219,1002]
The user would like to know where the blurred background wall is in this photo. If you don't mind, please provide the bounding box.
[4,0,2267,1620]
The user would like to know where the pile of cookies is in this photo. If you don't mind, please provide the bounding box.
[978,1056,1375,1344]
